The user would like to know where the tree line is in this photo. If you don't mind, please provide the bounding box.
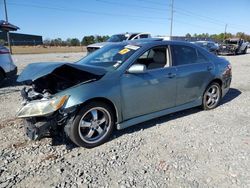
[43,35,110,46]
[185,32,250,42]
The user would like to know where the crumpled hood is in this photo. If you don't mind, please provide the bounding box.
[17,62,107,83]
[87,42,113,48]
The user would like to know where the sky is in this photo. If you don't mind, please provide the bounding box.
[0,0,249,40]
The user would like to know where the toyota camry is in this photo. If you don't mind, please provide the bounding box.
[17,40,232,148]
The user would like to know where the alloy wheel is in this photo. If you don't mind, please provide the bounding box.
[205,84,220,109]
[78,107,111,144]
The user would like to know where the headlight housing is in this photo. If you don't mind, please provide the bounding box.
[17,95,69,118]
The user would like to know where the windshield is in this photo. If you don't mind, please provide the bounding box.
[107,34,128,42]
[77,44,140,71]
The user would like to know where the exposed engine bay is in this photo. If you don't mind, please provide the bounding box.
[19,63,103,96]
[17,62,105,140]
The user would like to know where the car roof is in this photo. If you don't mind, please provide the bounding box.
[226,38,240,41]
[114,32,150,36]
[121,40,198,47]
[194,40,214,43]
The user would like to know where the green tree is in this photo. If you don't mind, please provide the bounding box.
[185,33,191,38]
[95,35,105,43]
[70,38,80,46]
[43,38,51,46]
[81,35,95,46]
[66,38,72,46]
[236,32,245,39]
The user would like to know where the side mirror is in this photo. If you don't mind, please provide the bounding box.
[127,64,146,74]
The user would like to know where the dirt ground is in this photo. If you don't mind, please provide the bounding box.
[0,50,250,187]
[11,46,86,54]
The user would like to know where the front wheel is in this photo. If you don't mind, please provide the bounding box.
[243,47,247,54]
[202,82,221,110]
[68,102,115,148]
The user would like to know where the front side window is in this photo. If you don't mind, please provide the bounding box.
[171,45,198,66]
[133,46,169,70]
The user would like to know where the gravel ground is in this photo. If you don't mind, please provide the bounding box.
[0,51,250,187]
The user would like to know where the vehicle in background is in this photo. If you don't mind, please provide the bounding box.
[87,32,151,53]
[192,41,219,55]
[247,42,250,48]
[218,38,248,55]
[17,40,232,148]
[0,45,17,86]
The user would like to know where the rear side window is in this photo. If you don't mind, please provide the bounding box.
[140,34,149,39]
[171,45,199,66]
[197,50,209,63]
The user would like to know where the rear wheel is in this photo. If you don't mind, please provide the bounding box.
[202,82,221,110]
[68,102,115,148]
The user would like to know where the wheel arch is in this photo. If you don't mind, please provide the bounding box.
[202,78,223,98]
[79,97,119,124]
[209,78,222,87]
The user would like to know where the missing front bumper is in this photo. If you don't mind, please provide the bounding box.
[24,118,57,140]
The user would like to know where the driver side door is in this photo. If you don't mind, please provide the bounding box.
[120,46,177,120]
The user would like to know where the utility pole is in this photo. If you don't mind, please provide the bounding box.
[169,0,174,39]
[3,0,12,54]
[223,24,228,41]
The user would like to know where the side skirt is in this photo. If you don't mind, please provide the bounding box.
[117,99,201,130]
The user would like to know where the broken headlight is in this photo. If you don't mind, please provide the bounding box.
[17,95,69,118]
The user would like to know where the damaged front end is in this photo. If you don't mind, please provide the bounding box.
[17,91,76,140]
[16,62,105,140]
[218,44,238,55]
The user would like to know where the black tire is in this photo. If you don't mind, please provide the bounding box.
[202,82,222,110]
[68,102,115,148]
[0,70,5,86]
[243,47,247,54]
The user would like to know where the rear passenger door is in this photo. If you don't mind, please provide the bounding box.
[171,45,214,106]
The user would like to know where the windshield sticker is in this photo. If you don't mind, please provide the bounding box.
[119,48,130,55]
[125,45,140,50]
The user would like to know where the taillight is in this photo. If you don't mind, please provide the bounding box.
[223,64,232,76]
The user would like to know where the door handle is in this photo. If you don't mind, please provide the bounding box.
[167,73,176,78]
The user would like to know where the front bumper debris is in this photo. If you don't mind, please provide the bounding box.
[24,118,57,140]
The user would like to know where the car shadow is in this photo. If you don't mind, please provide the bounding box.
[112,88,242,140]
[0,75,22,95]
[0,75,22,88]
[220,88,241,105]
[50,88,241,150]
